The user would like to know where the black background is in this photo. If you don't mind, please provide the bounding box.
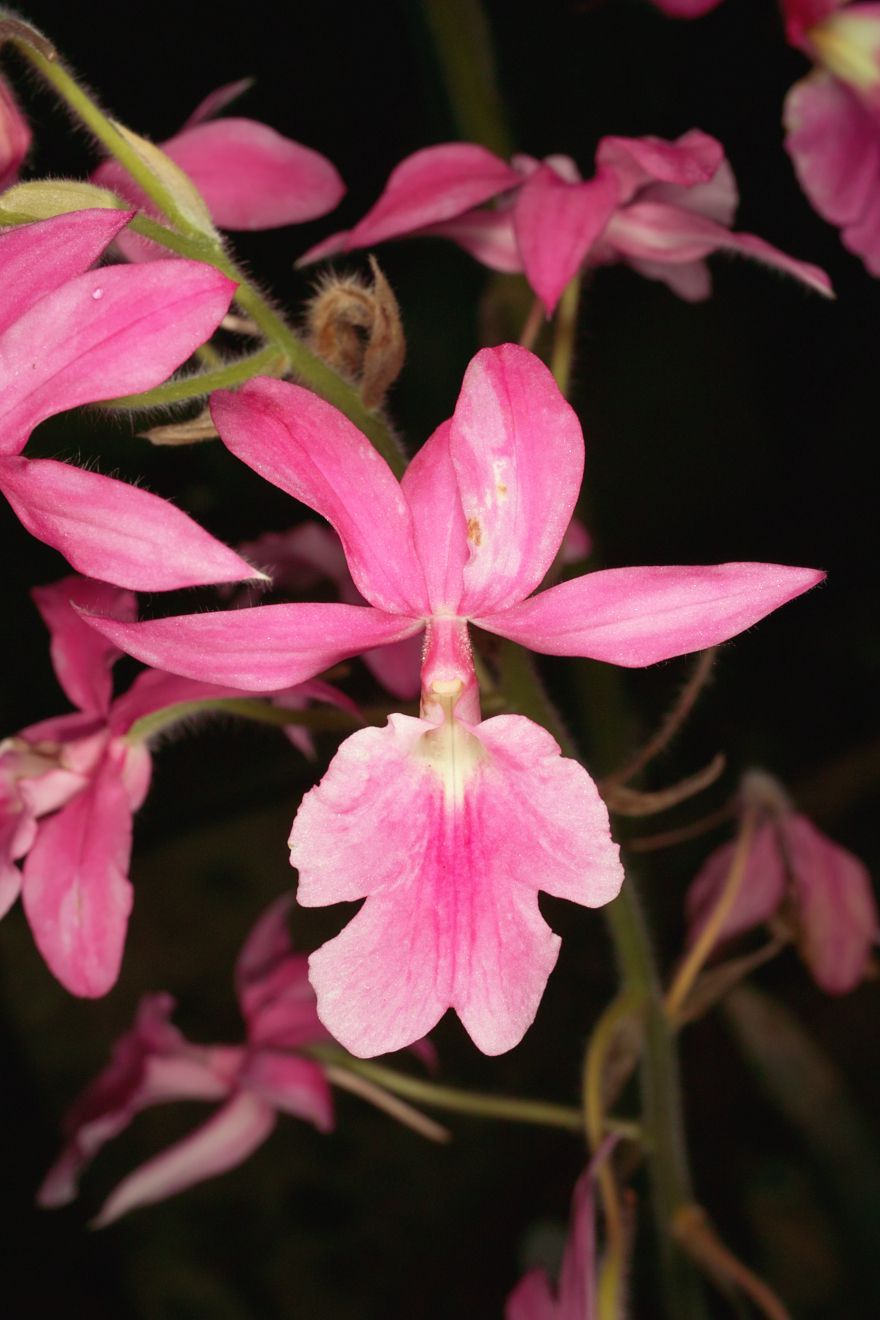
[1,1,878,1316]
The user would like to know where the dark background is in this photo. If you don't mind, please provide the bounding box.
[1,1,878,1315]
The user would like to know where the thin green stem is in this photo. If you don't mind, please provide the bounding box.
[550,276,582,397]
[105,346,287,409]
[304,1046,584,1133]
[125,696,408,746]
[421,0,513,157]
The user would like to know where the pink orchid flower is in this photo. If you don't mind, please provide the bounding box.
[299,131,831,313]
[0,209,258,590]
[783,0,880,273]
[39,894,436,1225]
[0,73,31,189]
[82,344,824,1057]
[0,574,346,998]
[37,895,335,1226]
[92,79,344,261]
[686,771,879,994]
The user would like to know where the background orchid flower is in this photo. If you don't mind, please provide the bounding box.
[92,78,344,261]
[37,896,334,1226]
[686,770,879,993]
[783,0,880,273]
[299,131,831,312]
[82,344,823,1056]
[649,0,725,13]
[0,209,259,590]
[0,575,348,998]
[0,73,31,189]
[38,895,437,1225]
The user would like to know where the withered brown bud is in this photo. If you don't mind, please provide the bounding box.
[305,255,405,410]
[141,408,217,447]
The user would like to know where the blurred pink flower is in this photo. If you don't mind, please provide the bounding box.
[300,132,831,312]
[92,79,344,260]
[783,0,880,272]
[686,770,878,993]
[0,576,345,997]
[0,210,257,590]
[649,0,724,13]
[38,896,334,1225]
[84,345,823,1057]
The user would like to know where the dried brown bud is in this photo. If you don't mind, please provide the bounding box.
[141,408,217,447]
[305,255,405,409]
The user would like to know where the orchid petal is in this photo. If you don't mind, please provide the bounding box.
[0,457,258,591]
[0,261,236,454]
[506,1163,599,1318]
[22,750,134,997]
[0,859,22,921]
[625,256,713,301]
[423,207,523,272]
[449,345,585,616]
[604,201,833,296]
[513,164,619,313]
[685,822,787,949]
[342,143,520,249]
[243,1051,334,1131]
[783,814,879,994]
[785,71,880,275]
[0,73,31,191]
[0,210,132,336]
[212,377,426,613]
[81,602,423,691]
[107,668,256,733]
[294,714,621,1057]
[596,130,724,202]
[181,78,255,128]
[94,121,344,232]
[475,563,825,666]
[401,420,468,613]
[32,576,136,717]
[92,1091,276,1226]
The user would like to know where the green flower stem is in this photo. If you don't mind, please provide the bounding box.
[304,1045,584,1133]
[421,0,513,157]
[550,275,582,397]
[7,37,406,476]
[105,346,288,410]
[125,696,410,746]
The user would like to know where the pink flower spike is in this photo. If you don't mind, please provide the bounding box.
[0,210,134,336]
[0,74,31,189]
[0,458,261,592]
[92,1092,277,1228]
[31,576,136,718]
[80,602,423,692]
[513,164,620,313]
[475,563,826,667]
[293,713,622,1057]
[21,747,135,998]
[506,1157,604,1319]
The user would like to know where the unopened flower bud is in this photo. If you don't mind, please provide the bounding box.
[305,255,405,409]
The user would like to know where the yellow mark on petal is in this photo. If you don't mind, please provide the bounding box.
[811,15,880,90]
[466,517,482,546]
[496,481,508,499]
[416,709,485,804]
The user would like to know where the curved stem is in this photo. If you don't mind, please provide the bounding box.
[304,1046,585,1133]
[550,276,582,396]
[125,696,409,746]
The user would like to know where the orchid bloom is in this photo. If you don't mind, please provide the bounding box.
[0,209,257,589]
[783,0,880,274]
[38,896,335,1226]
[92,79,344,261]
[0,575,347,998]
[0,73,31,189]
[83,344,823,1056]
[299,131,831,312]
[686,770,879,994]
